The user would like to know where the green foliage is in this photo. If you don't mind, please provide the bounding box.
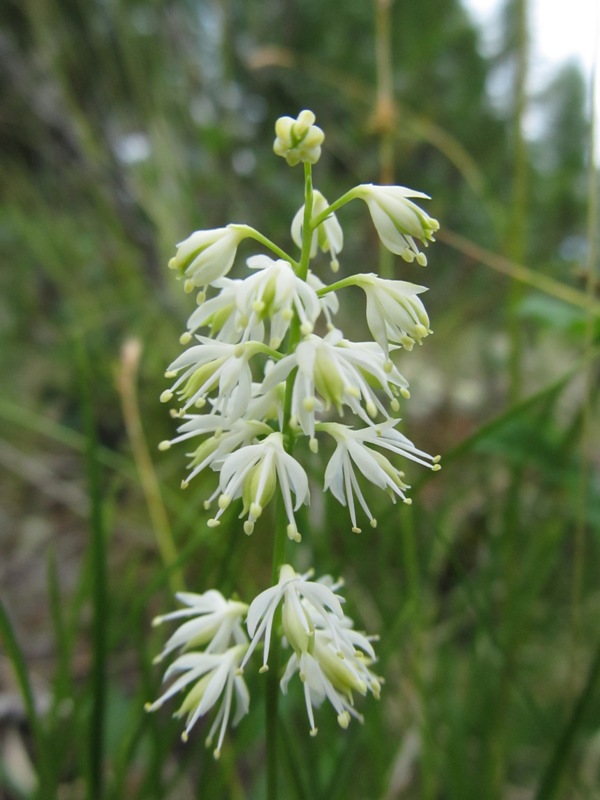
[0,0,598,798]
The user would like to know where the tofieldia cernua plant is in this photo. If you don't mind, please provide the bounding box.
[146,109,441,765]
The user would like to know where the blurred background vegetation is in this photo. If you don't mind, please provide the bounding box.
[0,0,598,798]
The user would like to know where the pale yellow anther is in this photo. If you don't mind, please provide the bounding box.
[184,279,195,294]
[250,502,263,519]
[168,257,177,270]
[310,727,318,737]
[337,712,350,729]
[390,399,400,412]
[207,518,221,528]
[160,390,173,403]
[432,464,441,472]
[287,524,302,542]
[244,521,255,535]
[352,526,362,534]
[259,664,269,674]
[370,518,377,528]
[303,396,316,412]
[165,370,177,379]
[416,252,428,266]
[300,321,313,335]
[384,360,393,373]
[400,388,410,399]
[309,437,318,454]
[158,440,171,451]
[218,494,231,510]
[403,498,412,505]
[181,480,189,489]
[179,332,192,345]
[282,308,293,321]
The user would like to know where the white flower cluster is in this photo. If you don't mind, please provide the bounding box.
[145,590,250,759]
[148,566,381,755]
[148,109,441,754]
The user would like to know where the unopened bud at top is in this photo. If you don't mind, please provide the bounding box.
[273,110,324,166]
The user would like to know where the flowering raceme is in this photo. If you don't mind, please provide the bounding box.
[147,109,441,757]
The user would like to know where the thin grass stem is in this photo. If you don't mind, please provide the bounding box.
[117,338,184,594]
[76,338,107,800]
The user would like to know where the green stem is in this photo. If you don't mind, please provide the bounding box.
[310,188,358,230]
[265,497,289,800]
[317,275,367,296]
[265,160,316,800]
[245,226,299,267]
[297,162,314,280]
[77,339,107,800]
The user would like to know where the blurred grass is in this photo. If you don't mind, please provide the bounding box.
[1,0,599,798]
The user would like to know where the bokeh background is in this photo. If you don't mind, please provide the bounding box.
[1,0,599,798]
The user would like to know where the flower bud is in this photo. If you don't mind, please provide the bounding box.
[273,110,325,166]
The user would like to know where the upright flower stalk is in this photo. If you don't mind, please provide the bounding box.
[147,110,441,793]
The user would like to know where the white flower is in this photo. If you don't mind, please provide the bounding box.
[186,277,263,344]
[159,415,273,487]
[240,564,345,673]
[161,339,266,420]
[280,627,381,735]
[352,274,431,359]
[207,432,309,540]
[261,330,410,444]
[354,184,439,265]
[185,257,324,348]
[243,564,381,735]
[291,190,344,271]
[237,255,323,348]
[146,644,249,759]
[168,224,249,292]
[317,421,441,532]
[152,590,248,660]
[273,110,325,166]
